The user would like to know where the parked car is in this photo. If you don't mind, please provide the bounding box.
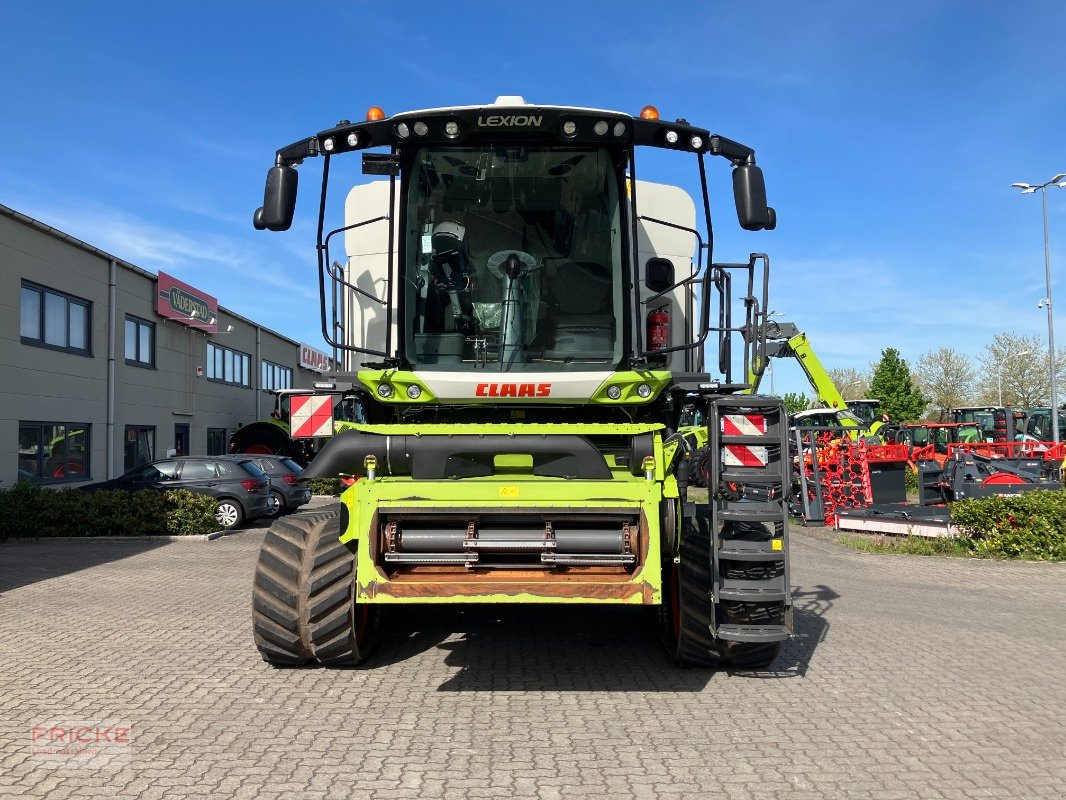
[80,456,272,529]
[239,455,311,517]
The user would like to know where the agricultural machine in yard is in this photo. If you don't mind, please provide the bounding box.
[228,389,365,466]
[249,97,791,668]
[748,320,884,437]
[684,318,885,488]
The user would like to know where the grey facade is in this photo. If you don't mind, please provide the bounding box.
[1,204,315,487]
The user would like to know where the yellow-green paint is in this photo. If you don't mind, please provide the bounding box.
[338,431,668,606]
[589,371,672,404]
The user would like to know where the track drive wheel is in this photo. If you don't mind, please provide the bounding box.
[252,507,379,667]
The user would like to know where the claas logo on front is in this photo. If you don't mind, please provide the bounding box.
[475,383,551,398]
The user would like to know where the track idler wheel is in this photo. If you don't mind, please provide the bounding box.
[252,506,379,667]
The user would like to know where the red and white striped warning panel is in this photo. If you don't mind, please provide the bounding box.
[290,394,334,438]
[721,414,768,467]
[721,414,767,436]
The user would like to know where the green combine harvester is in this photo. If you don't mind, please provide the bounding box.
[249,97,792,668]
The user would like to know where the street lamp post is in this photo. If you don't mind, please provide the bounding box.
[1012,175,1065,445]
[997,349,1032,406]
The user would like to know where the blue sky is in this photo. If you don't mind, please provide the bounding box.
[3,2,1065,395]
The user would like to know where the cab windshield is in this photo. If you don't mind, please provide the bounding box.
[403,145,624,372]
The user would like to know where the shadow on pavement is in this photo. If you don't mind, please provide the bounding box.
[374,604,714,692]
[0,538,169,594]
[365,585,838,690]
[730,584,839,679]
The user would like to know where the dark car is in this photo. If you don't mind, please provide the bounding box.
[239,455,311,517]
[80,456,272,529]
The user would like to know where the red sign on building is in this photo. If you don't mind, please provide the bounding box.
[299,344,331,373]
[156,272,218,333]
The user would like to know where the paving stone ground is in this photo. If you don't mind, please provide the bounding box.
[1,503,1063,799]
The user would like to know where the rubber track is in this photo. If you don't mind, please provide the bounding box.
[674,508,725,666]
[252,507,366,667]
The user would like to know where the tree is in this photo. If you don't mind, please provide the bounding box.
[780,392,810,414]
[914,347,977,417]
[826,367,870,400]
[869,348,926,422]
[976,332,1066,407]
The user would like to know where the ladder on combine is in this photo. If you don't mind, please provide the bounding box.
[707,396,793,645]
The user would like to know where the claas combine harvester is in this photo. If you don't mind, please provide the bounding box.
[249,97,792,668]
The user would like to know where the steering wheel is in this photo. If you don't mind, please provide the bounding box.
[486,250,538,279]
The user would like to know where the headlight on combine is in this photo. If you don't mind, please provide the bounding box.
[377,384,394,399]
[406,384,422,400]
[606,385,622,400]
[636,383,653,398]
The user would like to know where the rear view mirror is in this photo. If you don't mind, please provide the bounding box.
[253,165,298,231]
[645,258,674,293]
[732,164,776,231]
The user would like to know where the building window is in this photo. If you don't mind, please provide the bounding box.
[207,428,228,456]
[18,422,90,483]
[124,426,155,472]
[206,343,251,387]
[124,315,155,367]
[262,361,293,392]
[20,281,91,356]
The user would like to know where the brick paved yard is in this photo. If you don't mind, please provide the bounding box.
[1,506,1063,799]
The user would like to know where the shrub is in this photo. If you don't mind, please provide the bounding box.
[0,486,220,539]
[950,490,1066,561]
[309,477,346,496]
[904,466,919,495]
[164,490,218,536]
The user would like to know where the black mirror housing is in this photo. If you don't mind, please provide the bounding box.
[257,165,298,231]
[645,258,674,293]
[732,163,772,231]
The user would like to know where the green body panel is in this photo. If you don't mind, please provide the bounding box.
[337,422,671,605]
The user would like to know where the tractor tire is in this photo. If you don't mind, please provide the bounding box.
[230,422,305,466]
[252,507,378,667]
[686,447,711,489]
[662,507,724,667]
[717,521,784,669]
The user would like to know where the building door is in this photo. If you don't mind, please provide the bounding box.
[124,426,155,472]
[174,424,190,457]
